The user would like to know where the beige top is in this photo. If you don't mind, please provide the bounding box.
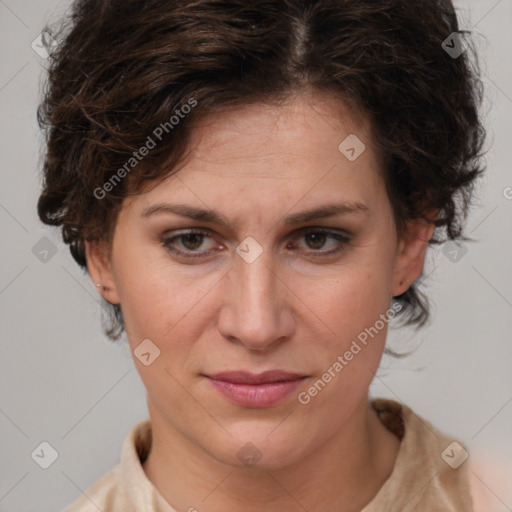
[62,398,476,512]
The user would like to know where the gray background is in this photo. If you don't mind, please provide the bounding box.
[1,1,511,511]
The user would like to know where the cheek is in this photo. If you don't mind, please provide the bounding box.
[306,261,394,341]
[115,253,221,347]
[297,266,393,414]
[296,253,396,405]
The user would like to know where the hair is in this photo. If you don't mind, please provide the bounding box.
[37,0,486,344]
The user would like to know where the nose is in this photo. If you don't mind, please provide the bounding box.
[217,250,295,351]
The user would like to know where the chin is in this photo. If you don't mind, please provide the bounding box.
[209,424,308,471]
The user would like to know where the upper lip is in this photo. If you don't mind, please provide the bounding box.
[206,370,306,385]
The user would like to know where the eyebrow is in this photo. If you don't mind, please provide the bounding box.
[141,201,369,228]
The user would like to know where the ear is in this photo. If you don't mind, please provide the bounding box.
[84,240,121,305]
[391,213,437,297]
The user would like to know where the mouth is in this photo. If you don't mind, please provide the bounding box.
[207,370,306,385]
[204,370,308,408]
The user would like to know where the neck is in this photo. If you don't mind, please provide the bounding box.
[142,396,400,512]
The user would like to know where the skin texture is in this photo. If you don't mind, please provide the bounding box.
[85,91,435,512]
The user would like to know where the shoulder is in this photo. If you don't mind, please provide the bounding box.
[365,398,473,511]
[382,401,511,512]
[60,418,154,512]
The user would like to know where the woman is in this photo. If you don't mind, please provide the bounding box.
[37,0,487,510]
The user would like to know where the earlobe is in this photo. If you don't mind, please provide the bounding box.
[84,240,121,305]
[392,216,436,297]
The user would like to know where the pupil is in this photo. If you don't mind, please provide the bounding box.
[184,234,203,250]
[307,233,325,249]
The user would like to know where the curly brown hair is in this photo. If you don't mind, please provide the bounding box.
[37,0,486,342]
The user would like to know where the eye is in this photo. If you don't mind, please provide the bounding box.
[160,229,222,259]
[288,228,351,256]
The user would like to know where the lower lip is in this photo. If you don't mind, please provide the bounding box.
[207,378,306,408]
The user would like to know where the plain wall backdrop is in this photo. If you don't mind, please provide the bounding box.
[1,0,511,511]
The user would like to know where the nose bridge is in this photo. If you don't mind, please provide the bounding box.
[219,248,292,349]
[240,252,276,314]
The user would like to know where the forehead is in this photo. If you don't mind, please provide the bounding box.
[188,92,374,164]
[123,92,386,215]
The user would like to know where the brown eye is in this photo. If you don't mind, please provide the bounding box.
[290,228,351,257]
[160,229,220,259]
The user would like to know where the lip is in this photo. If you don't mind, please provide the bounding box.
[208,370,305,384]
[205,371,307,408]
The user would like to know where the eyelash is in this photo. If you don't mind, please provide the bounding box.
[159,228,352,260]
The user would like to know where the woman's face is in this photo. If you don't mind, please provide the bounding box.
[87,92,430,469]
